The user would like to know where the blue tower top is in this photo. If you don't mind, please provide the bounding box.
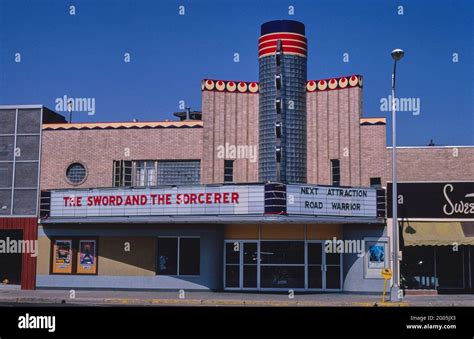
[261,20,305,36]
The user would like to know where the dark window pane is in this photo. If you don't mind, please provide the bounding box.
[123,161,132,186]
[12,189,37,215]
[0,163,13,188]
[225,242,240,264]
[225,265,239,288]
[14,162,38,188]
[224,160,233,182]
[261,266,304,288]
[15,135,40,160]
[0,109,16,134]
[179,238,200,275]
[331,159,340,186]
[326,252,341,266]
[436,246,464,289]
[308,265,323,289]
[243,265,257,288]
[308,243,322,265]
[0,189,12,215]
[370,177,382,188]
[0,136,14,161]
[260,241,304,265]
[17,109,41,134]
[400,246,436,289]
[157,238,178,275]
[243,243,257,264]
[326,266,341,289]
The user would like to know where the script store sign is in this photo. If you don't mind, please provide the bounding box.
[49,185,265,217]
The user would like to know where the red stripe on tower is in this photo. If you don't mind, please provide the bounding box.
[258,32,307,58]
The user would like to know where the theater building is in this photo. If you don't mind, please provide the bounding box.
[33,20,389,292]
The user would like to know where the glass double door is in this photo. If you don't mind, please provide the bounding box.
[307,241,342,290]
[224,240,342,291]
[224,241,258,289]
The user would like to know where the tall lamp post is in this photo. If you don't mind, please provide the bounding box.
[390,48,404,301]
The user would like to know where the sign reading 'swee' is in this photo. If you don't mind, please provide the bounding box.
[286,184,377,218]
[50,185,265,217]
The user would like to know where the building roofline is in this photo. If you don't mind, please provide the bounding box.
[0,104,45,109]
[387,145,474,149]
[360,117,386,125]
[42,120,203,130]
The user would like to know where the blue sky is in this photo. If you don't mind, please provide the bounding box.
[0,0,472,146]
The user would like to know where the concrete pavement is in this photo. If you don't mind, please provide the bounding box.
[1,289,473,306]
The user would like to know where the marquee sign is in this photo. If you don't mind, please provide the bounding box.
[387,182,474,219]
[286,184,378,218]
[49,185,265,218]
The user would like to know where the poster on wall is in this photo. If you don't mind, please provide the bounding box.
[77,240,97,274]
[368,244,385,269]
[53,240,72,274]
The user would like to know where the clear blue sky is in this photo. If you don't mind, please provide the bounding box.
[0,0,472,146]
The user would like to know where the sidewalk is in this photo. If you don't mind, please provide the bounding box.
[1,289,474,306]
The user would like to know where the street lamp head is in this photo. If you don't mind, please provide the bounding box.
[391,48,405,61]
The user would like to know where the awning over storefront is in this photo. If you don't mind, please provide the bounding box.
[402,222,474,246]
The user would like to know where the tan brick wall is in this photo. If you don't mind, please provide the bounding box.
[307,87,363,186]
[361,124,387,187]
[386,146,474,184]
[201,91,259,184]
[40,127,203,190]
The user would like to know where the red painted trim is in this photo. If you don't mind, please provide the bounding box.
[259,40,307,51]
[259,46,307,57]
[259,33,306,43]
[0,218,37,289]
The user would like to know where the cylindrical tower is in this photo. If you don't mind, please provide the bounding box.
[258,20,307,183]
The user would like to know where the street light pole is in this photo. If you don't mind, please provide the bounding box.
[390,48,404,301]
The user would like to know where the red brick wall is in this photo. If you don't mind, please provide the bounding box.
[40,127,203,190]
[386,146,474,183]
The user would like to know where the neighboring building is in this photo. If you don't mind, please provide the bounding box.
[386,146,474,294]
[0,105,66,289]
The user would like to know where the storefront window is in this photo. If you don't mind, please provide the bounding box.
[179,238,200,276]
[156,237,200,276]
[260,241,304,288]
[401,246,436,289]
[260,266,304,288]
[436,246,464,289]
[225,242,240,288]
[260,241,304,265]
[157,238,178,275]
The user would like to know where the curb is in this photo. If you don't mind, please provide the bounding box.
[0,297,411,307]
